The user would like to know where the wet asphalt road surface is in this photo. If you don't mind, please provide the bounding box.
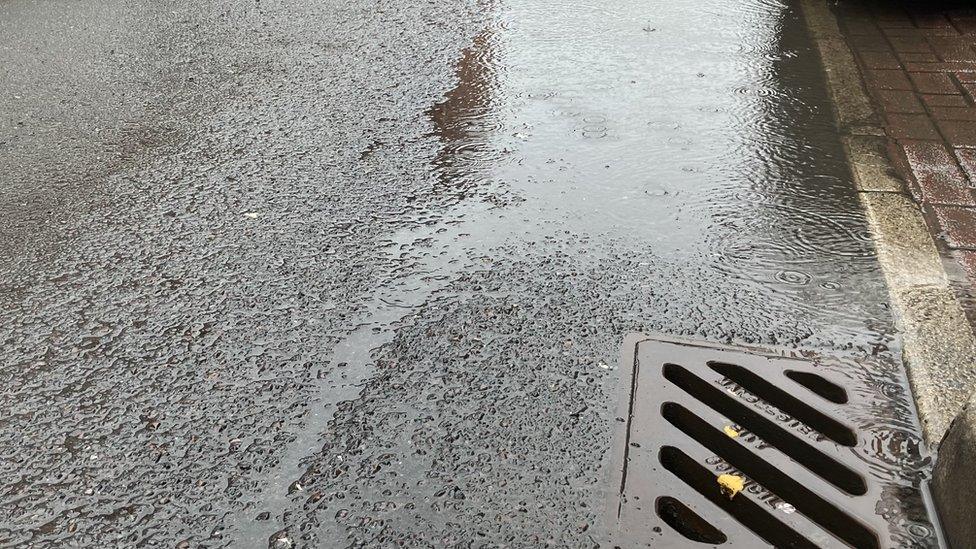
[0,0,926,546]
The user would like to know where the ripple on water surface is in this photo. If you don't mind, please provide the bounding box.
[237,0,912,543]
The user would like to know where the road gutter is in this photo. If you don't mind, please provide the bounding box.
[798,0,976,544]
[797,0,976,448]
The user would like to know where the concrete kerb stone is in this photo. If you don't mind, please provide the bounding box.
[844,135,907,192]
[798,0,976,545]
[858,183,976,447]
[933,390,976,548]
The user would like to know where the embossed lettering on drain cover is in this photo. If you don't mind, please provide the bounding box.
[606,335,940,548]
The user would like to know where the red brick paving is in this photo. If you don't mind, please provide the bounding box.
[864,68,914,89]
[887,113,942,139]
[961,81,976,102]
[938,118,976,147]
[903,140,975,204]
[928,106,976,120]
[879,89,924,113]
[922,93,969,108]
[936,206,976,248]
[957,148,976,180]
[955,249,976,280]
[835,2,976,286]
[909,71,959,94]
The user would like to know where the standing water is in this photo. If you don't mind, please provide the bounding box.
[0,0,946,543]
[235,0,932,544]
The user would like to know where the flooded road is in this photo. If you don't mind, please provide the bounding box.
[0,0,934,546]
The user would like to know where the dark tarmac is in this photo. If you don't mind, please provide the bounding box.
[0,0,932,546]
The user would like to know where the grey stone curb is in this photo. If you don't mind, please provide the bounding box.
[933,390,976,548]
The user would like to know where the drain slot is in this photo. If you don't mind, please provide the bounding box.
[607,336,940,548]
[656,496,727,544]
[663,363,867,495]
[708,361,857,446]
[785,370,849,404]
[662,402,880,549]
[659,446,818,549]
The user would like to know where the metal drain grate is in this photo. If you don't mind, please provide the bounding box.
[605,335,940,548]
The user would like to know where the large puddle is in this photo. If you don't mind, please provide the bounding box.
[230,0,931,544]
[418,0,889,344]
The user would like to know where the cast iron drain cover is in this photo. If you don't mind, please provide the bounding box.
[606,335,941,548]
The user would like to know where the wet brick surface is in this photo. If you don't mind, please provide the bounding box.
[835,0,976,287]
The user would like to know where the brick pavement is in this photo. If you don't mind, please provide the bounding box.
[834,2,976,284]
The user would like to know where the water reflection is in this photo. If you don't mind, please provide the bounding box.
[412,0,931,543]
[428,0,893,340]
[241,0,933,544]
[427,29,499,202]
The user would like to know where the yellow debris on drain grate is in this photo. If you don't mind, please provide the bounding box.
[717,474,744,499]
